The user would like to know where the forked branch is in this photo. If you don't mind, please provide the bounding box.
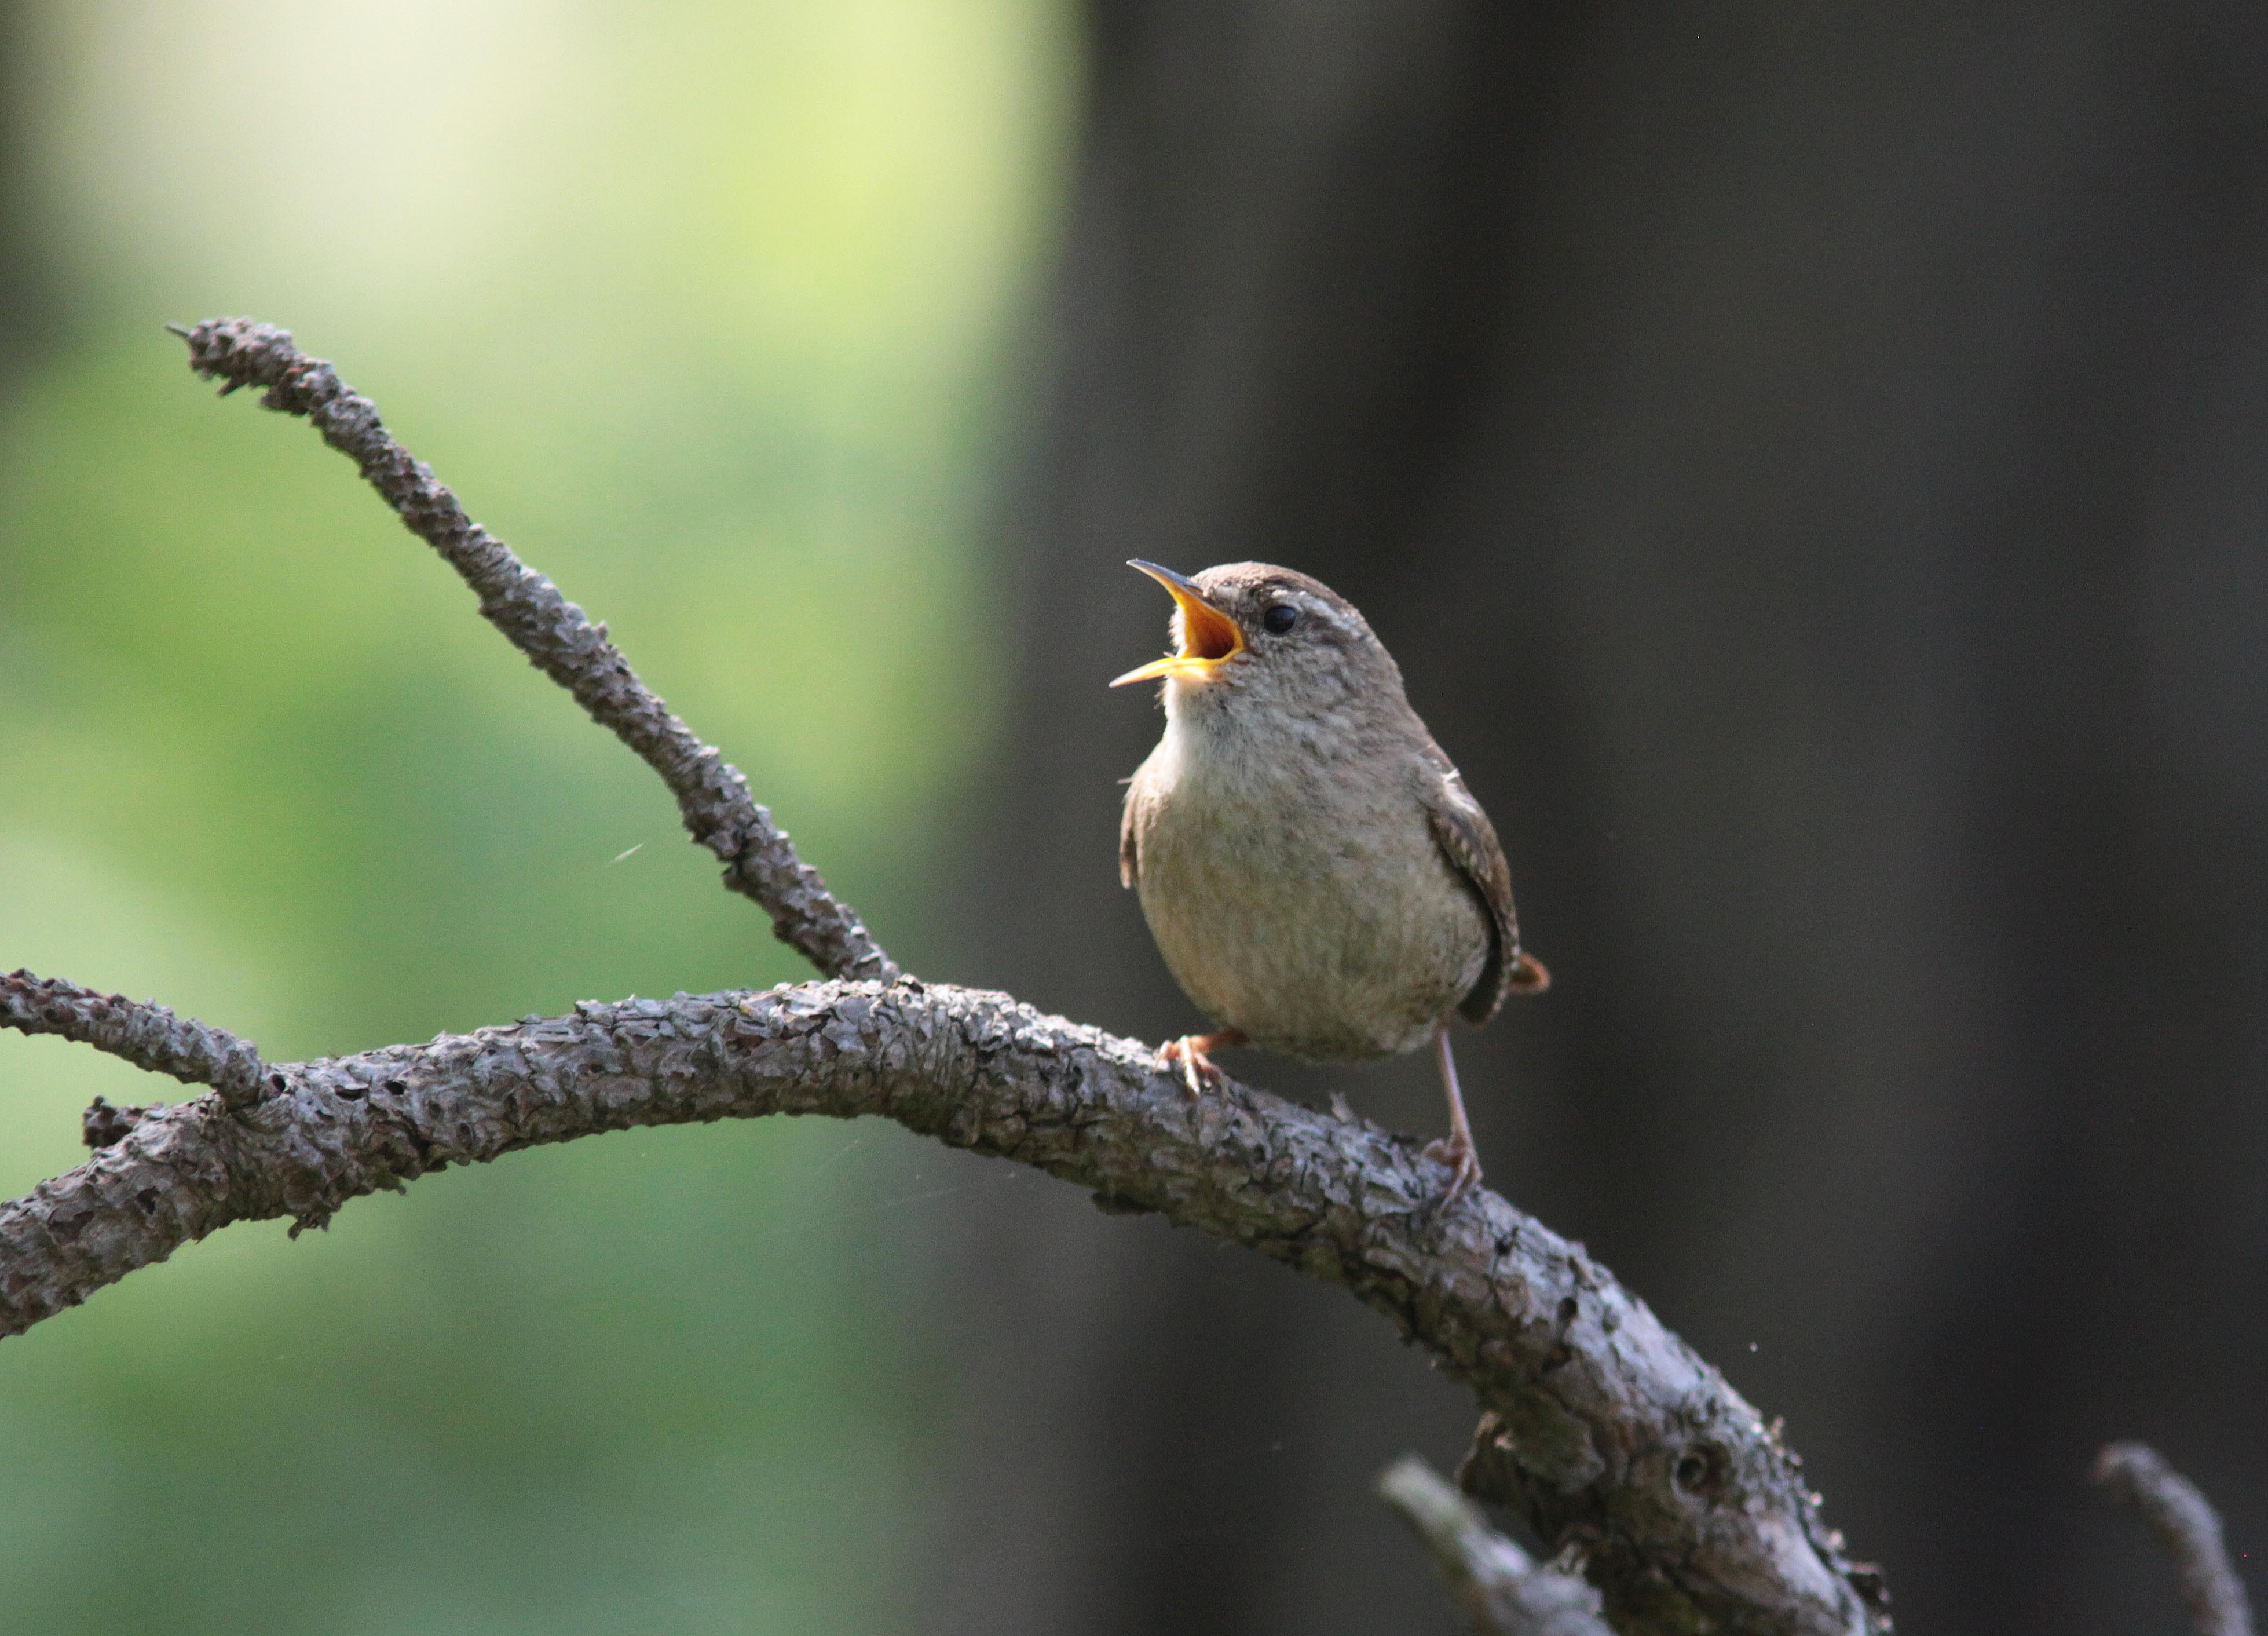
[0,322,1893,1636]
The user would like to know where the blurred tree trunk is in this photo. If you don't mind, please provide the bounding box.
[928,3,2268,1634]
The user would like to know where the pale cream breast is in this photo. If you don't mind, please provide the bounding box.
[1126,712,1489,1061]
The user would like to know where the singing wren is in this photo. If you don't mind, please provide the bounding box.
[1111,560,1547,1202]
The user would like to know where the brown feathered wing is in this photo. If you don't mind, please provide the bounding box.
[1420,757,1548,1023]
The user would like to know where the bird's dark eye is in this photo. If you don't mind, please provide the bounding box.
[1261,603,1300,635]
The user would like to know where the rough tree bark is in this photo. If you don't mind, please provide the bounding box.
[0,320,1885,1636]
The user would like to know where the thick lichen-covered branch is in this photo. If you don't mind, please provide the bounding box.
[170,317,894,984]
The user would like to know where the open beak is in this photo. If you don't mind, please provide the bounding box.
[1110,560,1246,687]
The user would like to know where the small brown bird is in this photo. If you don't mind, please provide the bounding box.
[1112,560,1548,1200]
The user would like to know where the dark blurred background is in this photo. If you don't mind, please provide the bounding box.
[5,3,2265,1634]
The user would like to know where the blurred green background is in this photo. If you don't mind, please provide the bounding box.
[0,2,1074,1629]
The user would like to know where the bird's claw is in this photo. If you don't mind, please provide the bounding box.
[1421,1134,1483,1206]
[1158,1035,1227,1098]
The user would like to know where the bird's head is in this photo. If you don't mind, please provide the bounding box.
[1110,560,1402,722]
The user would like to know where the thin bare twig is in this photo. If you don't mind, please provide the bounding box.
[1377,1454,1612,1636]
[2,968,267,1109]
[2094,1442,2255,1636]
[170,317,895,984]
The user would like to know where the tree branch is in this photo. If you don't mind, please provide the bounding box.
[2093,1442,2255,1636]
[1,968,268,1109]
[0,322,1891,1636]
[1377,1454,1613,1636]
[169,317,894,984]
[1,970,1878,1636]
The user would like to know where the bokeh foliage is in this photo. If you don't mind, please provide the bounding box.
[0,2,1073,1629]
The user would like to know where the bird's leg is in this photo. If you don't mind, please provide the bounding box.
[1421,1028,1483,1203]
[1157,1028,1247,1097]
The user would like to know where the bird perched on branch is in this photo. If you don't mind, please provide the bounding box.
[1112,560,1548,1201]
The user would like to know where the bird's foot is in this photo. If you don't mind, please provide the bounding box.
[1157,1029,1245,1098]
[1421,1133,1483,1206]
